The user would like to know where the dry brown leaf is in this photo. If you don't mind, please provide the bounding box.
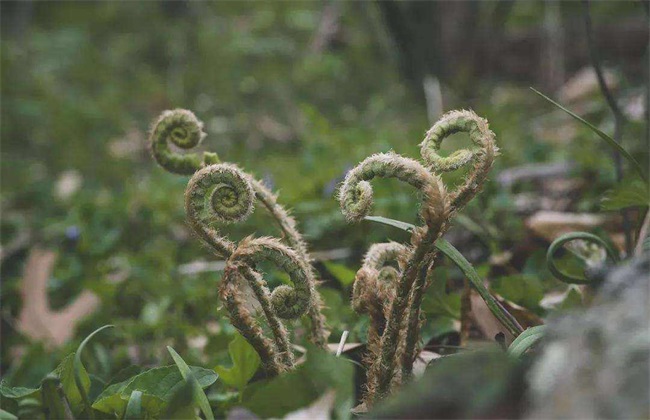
[17,247,99,348]
[469,290,514,345]
[557,67,618,104]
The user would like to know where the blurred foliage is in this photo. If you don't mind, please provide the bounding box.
[0,1,648,417]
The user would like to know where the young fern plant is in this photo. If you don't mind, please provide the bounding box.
[339,110,501,405]
[150,109,329,376]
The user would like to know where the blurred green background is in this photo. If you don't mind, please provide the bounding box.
[1,0,647,391]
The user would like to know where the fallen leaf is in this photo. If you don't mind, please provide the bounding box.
[17,248,99,348]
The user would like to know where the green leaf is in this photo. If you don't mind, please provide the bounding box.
[365,215,415,232]
[92,365,218,417]
[531,88,647,182]
[167,346,215,420]
[507,325,547,358]
[161,380,195,420]
[0,381,39,400]
[434,238,523,337]
[323,261,356,287]
[53,353,90,415]
[491,275,544,313]
[364,216,523,337]
[123,391,143,420]
[601,178,650,210]
[421,316,458,343]
[74,325,114,419]
[0,409,18,420]
[41,374,71,420]
[555,286,584,311]
[214,333,261,392]
[243,345,354,419]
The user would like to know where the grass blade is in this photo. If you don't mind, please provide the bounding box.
[74,325,114,419]
[123,390,143,420]
[507,325,546,358]
[364,216,523,336]
[434,238,523,337]
[365,215,416,232]
[167,346,215,420]
[531,88,647,183]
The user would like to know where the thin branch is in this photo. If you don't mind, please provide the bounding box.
[583,0,633,256]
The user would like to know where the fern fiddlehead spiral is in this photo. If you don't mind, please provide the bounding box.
[150,109,329,374]
[341,110,499,404]
[401,110,499,379]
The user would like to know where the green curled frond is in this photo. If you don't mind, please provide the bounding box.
[546,231,620,284]
[219,266,288,376]
[420,109,498,211]
[230,236,314,320]
[362,241,408,271]
[351,241,406,316]
[338,152,448,228]
[185,163,255,257]
[150,109,219,175]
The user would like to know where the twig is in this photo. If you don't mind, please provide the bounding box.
[336,330,349,357]
[634,209,650,257]
[583,0,633,255]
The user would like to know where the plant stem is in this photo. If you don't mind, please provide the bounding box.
[583,0,633,255]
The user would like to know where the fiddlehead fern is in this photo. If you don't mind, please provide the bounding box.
[402,110,499,381]
[342,110,500,405]
[339,152,449,403]
[352,242,407,355]
[150,109,220,175]
[185,163,254,257]
[150,109,329,374]
[420,109,498,211]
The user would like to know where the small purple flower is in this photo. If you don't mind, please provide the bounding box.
[262,172,275,191]
[323,165,352,198]
[65,225,81,242]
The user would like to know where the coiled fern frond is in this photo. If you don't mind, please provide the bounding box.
[340,109,498,404]
[150,109,329,375]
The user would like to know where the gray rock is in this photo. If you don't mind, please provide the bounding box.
[527,256,650,419]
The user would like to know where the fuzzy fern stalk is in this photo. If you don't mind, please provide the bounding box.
[340,110,498,405]
[149,109,329,374]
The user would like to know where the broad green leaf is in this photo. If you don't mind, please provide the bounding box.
[421,316,458,344]
[92,365,218,417]
[531,88,647,182]
[161,379,196,420]
[54,353,90,415]
[0,381,39,400]
[214,333,261,392]
[74,325,114,419]
[41,374,70,420]
[364,215,523,337]
[491,275,544,313]
[601,178,650,210]
[167,346,215,420]
[243,345,354,419]
[0,409,17,420]
[323,261,356,286]
[507,325,547,358]
[319,287,354,329]
[123,391,143,420]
